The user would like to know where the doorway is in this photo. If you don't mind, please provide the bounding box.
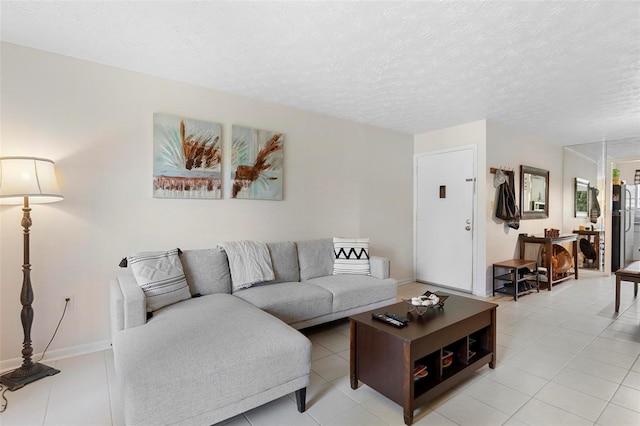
[564,138,640,275]
[415,146,476,292]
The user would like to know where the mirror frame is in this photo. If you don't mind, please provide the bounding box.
[574,178,590,218]
[520,165,549,219]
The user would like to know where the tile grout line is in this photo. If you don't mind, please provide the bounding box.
[103,351,116,426]
[41,362,56,426]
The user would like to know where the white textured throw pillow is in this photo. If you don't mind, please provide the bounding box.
[333,237,370,275]
[128,248,191,312]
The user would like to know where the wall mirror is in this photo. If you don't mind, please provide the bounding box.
[520,165,549,219]
[574,178,589,218]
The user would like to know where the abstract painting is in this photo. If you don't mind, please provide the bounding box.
[231,125,284,200]
[153,113,222,199]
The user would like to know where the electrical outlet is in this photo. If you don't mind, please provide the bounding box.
[63,296,74,311]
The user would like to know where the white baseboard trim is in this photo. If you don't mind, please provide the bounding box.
[0,340,112,373]
[397,278,415,285]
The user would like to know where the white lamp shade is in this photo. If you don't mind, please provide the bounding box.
[0,157,63,204]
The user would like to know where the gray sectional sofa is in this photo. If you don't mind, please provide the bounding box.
[110,238,398,425]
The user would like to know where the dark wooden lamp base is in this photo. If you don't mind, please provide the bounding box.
[1,197,61,392]
[0,363,60,391]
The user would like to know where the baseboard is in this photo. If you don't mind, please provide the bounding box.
[397,278,415,285]
[0,340,112,373]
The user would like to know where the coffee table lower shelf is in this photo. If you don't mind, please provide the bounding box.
[413,352,493,404]
[349,296,497,425]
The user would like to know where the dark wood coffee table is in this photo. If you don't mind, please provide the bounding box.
[350,294,497,425]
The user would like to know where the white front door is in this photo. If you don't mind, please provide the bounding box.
[415,147,475,292]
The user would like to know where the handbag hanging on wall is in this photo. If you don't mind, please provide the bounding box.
[495,170,520,230]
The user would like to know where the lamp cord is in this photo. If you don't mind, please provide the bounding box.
[37,299,69,363]
[0,385,7,413]
[0,299,69,414]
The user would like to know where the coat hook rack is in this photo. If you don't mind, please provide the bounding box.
[490,166,514,175]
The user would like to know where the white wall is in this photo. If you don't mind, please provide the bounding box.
[486,121,564,293]
[0,43,414,365]
[414,120,488,296]
[615,160,640,185]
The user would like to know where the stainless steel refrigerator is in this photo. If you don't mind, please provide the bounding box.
[611,184,638,271]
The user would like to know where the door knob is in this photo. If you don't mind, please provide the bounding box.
[465,226,471,231]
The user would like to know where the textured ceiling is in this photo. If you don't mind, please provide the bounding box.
[568,138,640,163]
[566,137,640,179]
[1,1,639,145]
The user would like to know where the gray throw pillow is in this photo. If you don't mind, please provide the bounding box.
[297,238,334,280]
[266,241,300,283]
[180,248,232,295]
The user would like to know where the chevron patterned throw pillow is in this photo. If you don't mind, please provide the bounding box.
[333,237,370,275]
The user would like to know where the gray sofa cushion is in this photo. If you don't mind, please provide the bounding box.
[180,248,231,295]
[113,294,311,425]
[233,282,333,324]
[266,241,300,283]
[306,275,398,312]
[297,238,334,281]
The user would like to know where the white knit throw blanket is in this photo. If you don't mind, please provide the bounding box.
[220,240,275,290]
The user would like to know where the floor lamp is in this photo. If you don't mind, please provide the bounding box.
[0,156,64,391]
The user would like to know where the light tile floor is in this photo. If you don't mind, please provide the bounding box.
[2,274,640,425]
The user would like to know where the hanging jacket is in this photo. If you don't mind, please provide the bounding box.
[589,185,601,224]
[495,171,520,229]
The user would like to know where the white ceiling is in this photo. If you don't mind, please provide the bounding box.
[1,1,639,145]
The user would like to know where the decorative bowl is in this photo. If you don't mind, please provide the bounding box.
[413,364,428,381]
[404,291,449,315]
[442,350,453,368]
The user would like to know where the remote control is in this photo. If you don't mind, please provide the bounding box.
[384,312,409,324]
[372,313,406,328]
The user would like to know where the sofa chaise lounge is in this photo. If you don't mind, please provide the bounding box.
[110,238,398,425]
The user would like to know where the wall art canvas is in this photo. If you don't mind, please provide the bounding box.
[153,113,222,199]
[231,125,284,200]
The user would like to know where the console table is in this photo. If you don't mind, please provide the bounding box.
[572,230,601,269]
[519,235,578,290]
